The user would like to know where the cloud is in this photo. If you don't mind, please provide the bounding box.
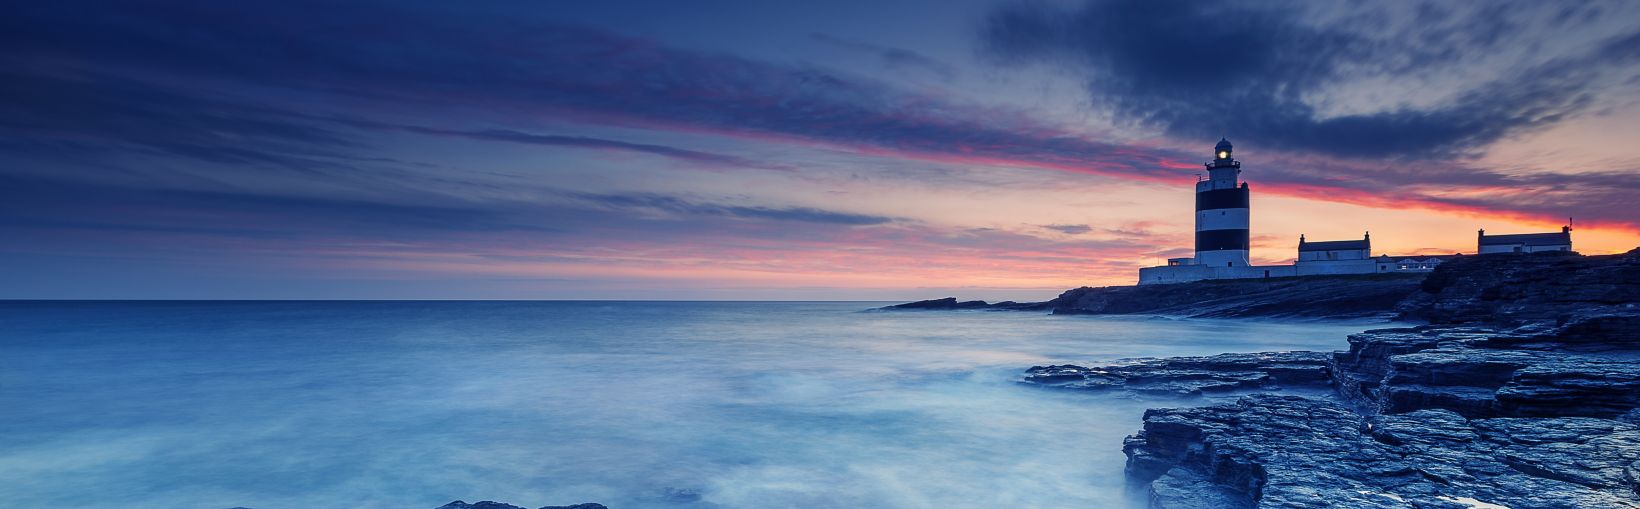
[0,174,548,241]
[981,0,1640,159]
[566,192,898,226]
[1041,224,1092,235]
[0,0,1180,175]
[809,33,958,79]
[0,69,362,175]
[347,121,793,172]
[1,0,1637,269]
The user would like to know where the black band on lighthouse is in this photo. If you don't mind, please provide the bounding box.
[1195,188,1249,211]
[1195,229,1250,251]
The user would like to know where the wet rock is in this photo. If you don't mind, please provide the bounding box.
[1022,351,1332,397]
[1124,395,1640,509]
[436,501,607,509]
[1331,320,1640,419]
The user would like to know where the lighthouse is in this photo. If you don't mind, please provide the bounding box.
[1194,138,1250,267]
[1138,138,1452,285]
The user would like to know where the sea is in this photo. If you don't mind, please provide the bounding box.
[0,301,1382,509]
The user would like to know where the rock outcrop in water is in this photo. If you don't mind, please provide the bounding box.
[436,501,607,509]
[1025,249,1640,508]
[881,296,1050,311]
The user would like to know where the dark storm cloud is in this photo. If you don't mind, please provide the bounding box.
[982,0,1640,159]
[810,33,959,79]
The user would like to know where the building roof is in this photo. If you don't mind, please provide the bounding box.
[1479,231,1570,246]
[1299,239,1370,252]
[1380,254,1462,262]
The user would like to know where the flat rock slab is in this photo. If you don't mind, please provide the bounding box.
[1333,323,1640,419]
[1022,351,1333,397]
[1124,394,1640,509]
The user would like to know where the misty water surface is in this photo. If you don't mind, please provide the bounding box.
[0,301,1381,508]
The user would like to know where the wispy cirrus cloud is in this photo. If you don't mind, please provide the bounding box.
[353,121,794,172]
[565,192,898,226]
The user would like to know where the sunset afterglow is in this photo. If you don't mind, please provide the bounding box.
[3,1,1638,300]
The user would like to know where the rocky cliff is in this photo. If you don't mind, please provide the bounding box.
[1398,249,1640,325]
[1024,249,1640,508]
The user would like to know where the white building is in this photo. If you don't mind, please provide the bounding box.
[1477,227,1573,254]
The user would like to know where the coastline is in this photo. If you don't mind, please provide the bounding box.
[881,272,1425,320]
[1021,249,1640,508]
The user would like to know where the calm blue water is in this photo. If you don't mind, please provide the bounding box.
[0,301,1379,509]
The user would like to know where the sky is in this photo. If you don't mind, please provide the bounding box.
[3,0,1639,300]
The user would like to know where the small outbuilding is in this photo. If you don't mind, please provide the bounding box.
[1477,226,1572,254]
[1297,233,1371,262]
